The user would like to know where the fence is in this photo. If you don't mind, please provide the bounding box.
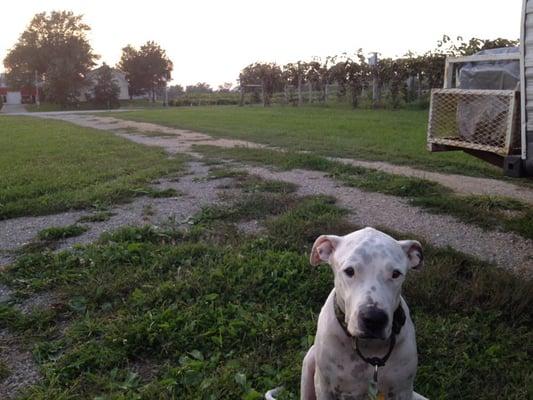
[167,78,432,109]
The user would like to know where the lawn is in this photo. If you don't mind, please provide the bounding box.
[110,105,503,178]
[0,116,184,219]
[0,188,530,399]
[25,99,164,113]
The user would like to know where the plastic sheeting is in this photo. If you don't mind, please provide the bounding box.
[457,47,520,90]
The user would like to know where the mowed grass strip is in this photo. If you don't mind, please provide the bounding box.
[0,194,530,399]
[0,116,185,219]
[196,145,533,240]
[109,105,504,178]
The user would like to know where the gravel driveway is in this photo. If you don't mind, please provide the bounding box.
[1,111,533,399]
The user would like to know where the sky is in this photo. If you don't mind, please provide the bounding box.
[0,0,523,88]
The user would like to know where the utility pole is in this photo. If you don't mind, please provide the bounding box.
[34,70,40,109]
[368,52,379,108]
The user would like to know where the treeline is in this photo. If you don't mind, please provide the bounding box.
[238,36,518,108]
[3,11,172,108]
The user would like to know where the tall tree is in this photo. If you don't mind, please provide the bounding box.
[186,82,212,94]
[239,63,283,105]
[117,41,173,101]
[167,84,184,99]
[91,63,120,108]
[3,11,98,107]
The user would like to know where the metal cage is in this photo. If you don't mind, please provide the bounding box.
[427,89,521,156]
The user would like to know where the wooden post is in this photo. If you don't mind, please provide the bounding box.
[308,82,312,104]
[369,52,379,108]
[298,75,303,106]
[34,70,40,108]
[417,73,422,99]
[261,83,265,107]
[239,86,245,106]
[443,61,453,89]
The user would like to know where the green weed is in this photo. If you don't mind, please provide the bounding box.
[77,211,114,223]
[37,224,89,241]
[16,223,90,258]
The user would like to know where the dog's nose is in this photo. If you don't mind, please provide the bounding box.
[359,308,388,337]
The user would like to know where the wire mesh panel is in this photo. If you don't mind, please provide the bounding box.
[428,89,520,155]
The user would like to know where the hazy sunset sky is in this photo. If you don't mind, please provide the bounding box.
[1,0,522,88]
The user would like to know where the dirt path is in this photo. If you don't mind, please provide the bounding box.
[0,161,236,400]
[2,115,532,398]
[0,113,529,273]
[332,157,533,203]
[244,166,532,272]
[0,162,228,266]
[33,113,533,204]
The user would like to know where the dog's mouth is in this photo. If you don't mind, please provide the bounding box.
[356,331,387,340]
[347,324,388,340]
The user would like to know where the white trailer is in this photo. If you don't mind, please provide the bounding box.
[427,0,533,177]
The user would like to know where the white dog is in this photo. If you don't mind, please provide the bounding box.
[299,227,428,400]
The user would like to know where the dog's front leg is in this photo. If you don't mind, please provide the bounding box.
[301,345,317,400]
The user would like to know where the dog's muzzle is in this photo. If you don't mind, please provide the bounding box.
[358,307,389,339]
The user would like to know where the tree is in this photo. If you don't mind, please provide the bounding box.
[239,63,283,105]
[186,82,212,94]
[217,82,233,92]
[167,84,184,99]
[91,63,120,108]
[3,11,98,107]
[117,45,145,98]
[118,41,173,102]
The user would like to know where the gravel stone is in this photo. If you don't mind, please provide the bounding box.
[0,330,41,400]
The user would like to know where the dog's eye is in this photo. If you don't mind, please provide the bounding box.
[392,269,402,279]
[344,267,355,277]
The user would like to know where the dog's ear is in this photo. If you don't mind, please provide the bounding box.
[398,240,423,270]
[310,235,340,266]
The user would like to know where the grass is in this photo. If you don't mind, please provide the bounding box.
[117,127,178,138]
[0,193,530,399]
[77,211,114,223]
[0,360,10,381]
[136,187,181,198]
[0,116,185,219]
[108,105,507,178]
[37,224,88,241]
[24,98,160,112]
[196,146,533,240]
[208,168,297,194]
[25,102,118,113]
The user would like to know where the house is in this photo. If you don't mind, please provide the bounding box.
[79,66,130,101]
[0,73,37,104]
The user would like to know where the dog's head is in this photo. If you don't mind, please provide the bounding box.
[310,227,422,340]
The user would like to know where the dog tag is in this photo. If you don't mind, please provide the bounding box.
[368,365,386,400]
[368,366,379,400]
[368,382,378,399]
